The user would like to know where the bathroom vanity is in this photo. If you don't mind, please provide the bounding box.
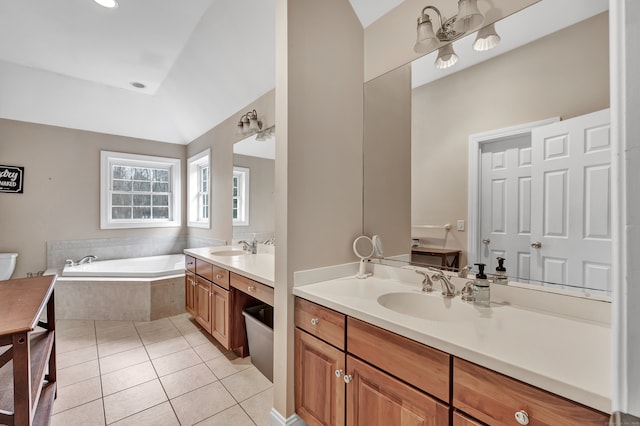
[292,267,610,426]
[183,246,274,357]
[0,275,57,426]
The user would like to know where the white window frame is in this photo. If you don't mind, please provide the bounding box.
[232,166,250,226]
[187,149,211,228]
[100,150,181,229]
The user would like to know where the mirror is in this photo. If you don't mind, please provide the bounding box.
[364,0,611,296]
[232,133,275,243]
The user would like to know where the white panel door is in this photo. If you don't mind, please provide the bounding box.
[530,109,611,291]
[479,134,533,278]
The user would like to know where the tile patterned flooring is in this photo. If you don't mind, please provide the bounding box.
[52,314,272,426]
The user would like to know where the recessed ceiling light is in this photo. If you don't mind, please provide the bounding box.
[130,82,146,89]
[93,0,118,9]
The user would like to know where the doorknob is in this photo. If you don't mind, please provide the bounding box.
[531,241,542,249]
[482,238,491,245]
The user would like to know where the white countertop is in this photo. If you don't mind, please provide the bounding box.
[293,274,611,413]
[184,246,274,287]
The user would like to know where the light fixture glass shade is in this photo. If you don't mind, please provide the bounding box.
[413,16,438,54]
[454,0,483,33]
[473,23,501,51]
[248,116,260,131]
[94,0,118,8]
[434,44,458,69]
[236,121,244,135]
[255,132,266,142]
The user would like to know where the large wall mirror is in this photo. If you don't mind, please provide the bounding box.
[232,133,275,242]
[364,0,611,296]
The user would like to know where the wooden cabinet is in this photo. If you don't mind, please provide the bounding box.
[0,275,57,426]
[185,271,196,316]
[453,358,610,426]
[195,276,212,332]
[453,411,484,426]
[210,284,229,348]
[346,355,449,426]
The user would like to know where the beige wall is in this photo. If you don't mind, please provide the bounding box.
[364,0,538,82]
[0,118,186,278]
[187,89,275,244]
[274,0,364,417]
[410,13,609,263]
[363,64,412,256]
[232,153,275,238]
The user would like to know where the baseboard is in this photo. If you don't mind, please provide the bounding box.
[269,408,306,426]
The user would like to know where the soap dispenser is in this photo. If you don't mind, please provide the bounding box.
[473,263,491,307]
[494,257,508,285]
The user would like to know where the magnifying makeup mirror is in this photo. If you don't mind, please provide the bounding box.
[353,235,375,279]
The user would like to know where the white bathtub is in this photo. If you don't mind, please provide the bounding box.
[62,254,185,278]
[55,254,186,321]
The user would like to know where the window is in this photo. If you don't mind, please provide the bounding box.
[188,150,211,228]
[232,166,250,226]
[100,151,181,229]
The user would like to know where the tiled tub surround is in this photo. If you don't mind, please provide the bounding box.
[292,262,611,414]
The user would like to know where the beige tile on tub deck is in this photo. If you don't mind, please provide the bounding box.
[51,399,105,426]
[195,404,255,426]
[103,379,167,424]
[110,401,179,426]
[240,387,274,426]
[101,361,158,396]
[57,359,100,389]
[159,363,218,399]
[170,381,236,426]
[52,376,102,414]
[145,335,190,359]
[99,346,150,375]
[205,354,253,379]
[221,366,272,402]
[151,348,202,377]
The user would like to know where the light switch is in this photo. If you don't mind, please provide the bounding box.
[457,220,465,231]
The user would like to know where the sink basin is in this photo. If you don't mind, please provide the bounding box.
[210,250,246,257]
[377,292,478,322]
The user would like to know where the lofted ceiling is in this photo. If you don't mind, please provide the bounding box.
[0,0,607,145]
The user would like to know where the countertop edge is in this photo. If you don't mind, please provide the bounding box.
[184,247,274,288]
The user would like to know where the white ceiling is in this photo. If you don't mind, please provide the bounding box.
[0,0,608,146]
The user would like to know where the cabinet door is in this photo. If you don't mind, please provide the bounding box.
[295,329,346,426]
[195,277,212,332]
[185,271,196,316]
[453,411,483,426]
[346,355,450,426]
[210,284,229,348]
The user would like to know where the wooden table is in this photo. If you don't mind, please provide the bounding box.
[0,275,57,426]
[410,247,461,271]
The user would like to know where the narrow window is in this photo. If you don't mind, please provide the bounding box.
[187,149,211,228]
[233,166,250,226]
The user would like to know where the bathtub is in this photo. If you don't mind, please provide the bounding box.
[54,254,186,321]
[62,254,185,278]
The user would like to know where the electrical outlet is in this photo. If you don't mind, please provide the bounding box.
[457,220,465,231]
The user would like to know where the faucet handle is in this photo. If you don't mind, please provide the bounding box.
[461,281,475,302]
[458,265,472,278]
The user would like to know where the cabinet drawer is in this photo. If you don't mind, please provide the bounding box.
[295,298,345,350]
[230,273,273,306]
[185,255,196,272]
[347,317,450,403]
[453,411,484,426]
[195,258,213,280]
[211,265,230,290]
[453,358,609,426]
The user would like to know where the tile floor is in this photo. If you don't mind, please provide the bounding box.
[52,313,273,426]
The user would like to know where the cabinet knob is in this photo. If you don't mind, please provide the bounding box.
[247,285,256,292]
[514,410,529,425]
[343,374,352,384]
[310,318,319,326]
[216,274,223,279]
[531,241,542,249]
[335,369,343,378]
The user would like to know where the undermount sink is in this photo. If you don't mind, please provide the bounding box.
[377,291,478,322]
[210,250,246,257]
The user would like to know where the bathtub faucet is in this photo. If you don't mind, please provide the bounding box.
[77,255,98,265]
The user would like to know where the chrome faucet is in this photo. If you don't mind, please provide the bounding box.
[262,238,275,246]
[415,270,434,292]
[429,269,457,298]
[238,239,257,254]
[458,265,472,278]
[77,255,98,265]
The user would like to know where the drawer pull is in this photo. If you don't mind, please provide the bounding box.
[515,410,529,425]
[343,374,352,384]
[335,369,343,378]
[310,318,319,326]
[216,274,223,279]
[247,285,256,292]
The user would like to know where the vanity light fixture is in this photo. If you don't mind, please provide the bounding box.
[236,109,263,136]
[254,125,275,142]
[414,0,500,69]
[93,0,119,8]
